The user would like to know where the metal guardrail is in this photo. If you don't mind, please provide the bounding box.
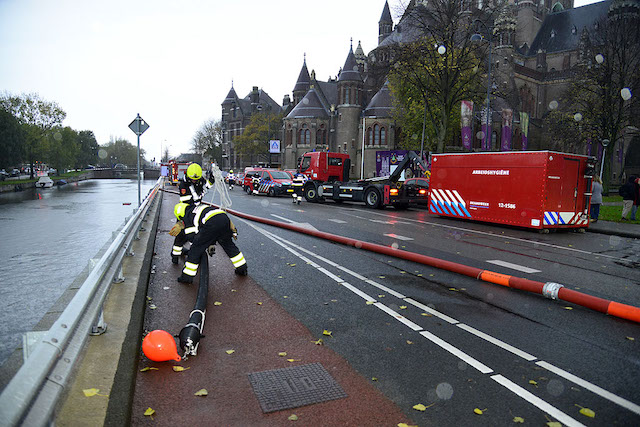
[0,177,163,426]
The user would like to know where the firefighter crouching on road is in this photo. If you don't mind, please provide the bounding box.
[291,172,305,204]
[170,202,248,284]
[171,163,213,264]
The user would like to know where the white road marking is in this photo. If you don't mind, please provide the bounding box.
[491,374,585,427]
[338,209,626,262]
[246,222,640,417]
[328,219,347,224]
[456,324,537,361]
[486,260,541,274]
[419,330,493,374]
[383,233,414,241]
[536,361,640,416]
[271,214,295,223]
[370,219,394,224]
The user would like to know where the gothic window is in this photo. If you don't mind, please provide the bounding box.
[374,124,380,145]
[552,2,564,12]
[316,128,326,146]
[298,124,311,145]
[367,127,373,145]
[286,126,292,147]
[380,127,386,146]
[345,87,351,104]
[232,104,237,118]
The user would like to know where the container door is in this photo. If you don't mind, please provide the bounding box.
[561,158,580,211]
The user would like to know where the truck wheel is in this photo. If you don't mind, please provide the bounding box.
[268,187,275,197]
[304,184,318,202]
[365,188,382,209]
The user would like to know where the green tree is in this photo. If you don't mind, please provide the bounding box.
[233,110,283,163]
[101,137,145,167]
[45,127,79,175]
[0,108,25,169]
[543,11,639,192]
[76,130,99,168]
[387,1,495,153]
[0,92,66,178]
[191,119,223,166]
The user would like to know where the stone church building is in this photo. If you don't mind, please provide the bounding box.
[221,0,638,181]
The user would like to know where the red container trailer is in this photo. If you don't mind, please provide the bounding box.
[428,151,596,231]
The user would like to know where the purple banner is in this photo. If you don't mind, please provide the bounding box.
[501,109,513,151]
[376,150,409,177]
[461,101,473,151]
[481,124,489,150]
[519,112,529,151]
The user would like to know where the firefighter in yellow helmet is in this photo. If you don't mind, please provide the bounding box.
[170,202,248,283]
[172,163,214,263]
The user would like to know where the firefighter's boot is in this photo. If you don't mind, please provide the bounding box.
[235,264,248,276]
[177,273,193,284]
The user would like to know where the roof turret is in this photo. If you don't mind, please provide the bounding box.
[338,41,363,83]
[293,54,311,93]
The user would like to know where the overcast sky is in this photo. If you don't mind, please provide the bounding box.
[1,0,599,161]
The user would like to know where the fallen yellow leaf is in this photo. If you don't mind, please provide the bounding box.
[149,304,157,310]
[564,306,573,310]
[366,301,375,305]
[378,294,386,298]
[513,416,524,423]
[256,302,263,305]
[546,422,562,427]
[288,414,298,421]
[474,408,487,415]
[323,330,332,337]
[214,301,222,306]
[173,366,190,372]
[287,359,301,362]
[146,296,152,301]
[421,313,432,317]
[139,367,159,372]
[400,306,407,310]
[398,424,419,427]
[226,349,235,355]
[372,377,378,381]
[144,407,155,417]
[379,276,385,279]
[412,403,434,411]
[289,263,296,267]
[313,339,323,345]
[626,336,635,341]
[278,352,287,357]
[194,389,208,397]
[529,380,538,387]
[406,340,414,345]
[83,388,100,397]
[576,405,596,418]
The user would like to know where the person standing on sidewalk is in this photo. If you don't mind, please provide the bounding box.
[619,176,636,221]
[590,175,603,222]
[631,177,640,221]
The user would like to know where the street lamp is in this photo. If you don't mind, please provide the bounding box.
[600,139,609,180]
[471,20,493,151]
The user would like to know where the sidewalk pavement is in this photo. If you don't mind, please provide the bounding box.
[588,219,640,239]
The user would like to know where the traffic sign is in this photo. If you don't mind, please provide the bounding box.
[269,140,281,153]
[129,114,149,136]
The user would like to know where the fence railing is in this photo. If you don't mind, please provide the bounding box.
[0,177,163,427]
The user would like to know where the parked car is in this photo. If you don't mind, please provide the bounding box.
[10,169,20,177]
[0,170,8,181]
[251,170,296,197]
[402,177,430,206]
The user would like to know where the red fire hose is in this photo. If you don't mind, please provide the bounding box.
[161,188,640,324]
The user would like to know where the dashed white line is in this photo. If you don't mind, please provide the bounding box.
[486,260,541,274]
[328,219,347,224]
[246,221,639,418]
[383,233,414,241]
[536,361,640,416]
[491,374,586,427]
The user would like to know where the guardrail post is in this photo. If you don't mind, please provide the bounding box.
[89,310,107,336]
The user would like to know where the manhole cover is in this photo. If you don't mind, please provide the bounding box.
[248,363,347,413]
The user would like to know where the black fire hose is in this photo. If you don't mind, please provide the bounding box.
[178,253,208,358]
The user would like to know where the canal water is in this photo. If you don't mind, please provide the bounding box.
[0,179,156,366]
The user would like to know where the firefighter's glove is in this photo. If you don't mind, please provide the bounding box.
[206,245,216,257]
[169,221,185,236]
[230,220,238,240]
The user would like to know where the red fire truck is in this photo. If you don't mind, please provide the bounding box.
[299,151,429,208]
[428,151,596,231]
[163,161,189,185]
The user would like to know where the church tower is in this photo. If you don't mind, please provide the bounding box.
[379,1,393,45]
[293,55,311,107]
[336,41,364,177]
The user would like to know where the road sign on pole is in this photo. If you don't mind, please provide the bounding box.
[269,140,281,153]
[129,114,149,206]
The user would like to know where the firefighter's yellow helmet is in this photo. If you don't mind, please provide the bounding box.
[187,163,202,180]
[229,170,233,173]
[174,202,189,220]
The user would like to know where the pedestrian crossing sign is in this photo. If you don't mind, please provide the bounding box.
[269,140,281,153]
